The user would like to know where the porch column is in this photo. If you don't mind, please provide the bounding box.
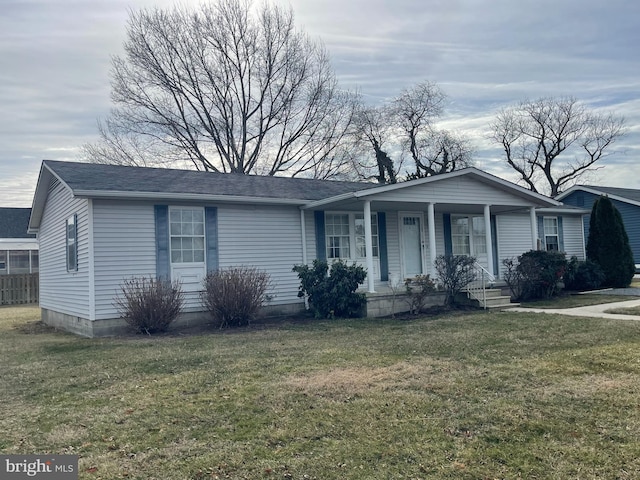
[530,207,538,250]
[363,200,376,293]
[484,204,494,277]
[427,203,437,271]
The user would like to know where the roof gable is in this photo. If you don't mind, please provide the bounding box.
[557,185,640,208]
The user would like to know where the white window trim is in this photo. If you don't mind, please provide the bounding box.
[543,216,559,251]
[451,214,486,257]
[169,206,206,265]
[325,211,379,261]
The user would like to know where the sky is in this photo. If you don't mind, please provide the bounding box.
[1,0,639,206]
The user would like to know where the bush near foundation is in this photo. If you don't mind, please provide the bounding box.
[503,250,567,301]
[201,267,271,328]
[293,259,367,319]
[564,256,605,291]
[115,277,184,334]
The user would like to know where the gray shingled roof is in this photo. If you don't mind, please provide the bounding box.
[44,160,377,201]
[577,185,640,204]
[0,208,35,238]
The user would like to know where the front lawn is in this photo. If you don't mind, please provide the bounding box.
[520,293,638,309]
[1,305,640,479]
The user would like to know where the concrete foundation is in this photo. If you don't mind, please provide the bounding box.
[365,291,446,317]
[42,302,306,337]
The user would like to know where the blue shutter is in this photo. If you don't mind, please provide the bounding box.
[377,212,388,281]
[443,213,452,255]
[154,205,170,280]
[558,216,564,252]
[205,207,219,272]
[314,211,326,261]
[537,216,544,249]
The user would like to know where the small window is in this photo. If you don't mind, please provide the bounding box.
[30,251,39,272]
[451,215,486,256]
[66,214,78,271]
[170,207,205,263]
[0,251,6,271]
[543,217,559,251]
[9,250,30,274]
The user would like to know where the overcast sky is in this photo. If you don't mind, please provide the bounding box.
[1,0,639,206]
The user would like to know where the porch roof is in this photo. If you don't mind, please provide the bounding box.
[302,168,561,213]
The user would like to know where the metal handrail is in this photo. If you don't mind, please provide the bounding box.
[466,262,495,309]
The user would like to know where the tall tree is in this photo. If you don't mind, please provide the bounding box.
[490,96,625,196]
[353,81,474,182]
[84,0,356,177]
[586,195,635,288]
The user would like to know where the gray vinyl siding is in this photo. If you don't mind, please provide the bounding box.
[377,176,535,207]
[218,204,305,306]
[496,214,535,278]
[38,180,90,318]
[559,215,585,260]
[92,200,157,320]
[385,213,401,281]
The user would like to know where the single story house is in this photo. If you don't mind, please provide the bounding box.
[0,207,39,275]
[557,185,640,266]
[29,160,587,336]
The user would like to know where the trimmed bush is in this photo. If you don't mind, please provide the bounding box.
[115,277,184,334]
[404,274,437,314]
[503,250,567,301]
[293,259,367,318]
[433,254,476,307]
[586,195,635,288]
[564,256,605,291]
[201,267,271,328]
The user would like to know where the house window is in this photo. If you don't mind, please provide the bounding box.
[325,213,379,260]
[355,214,379,258]
[326,214,351,259]
[451,215,486,256]
[0,251,6,271]
[170,207,205,263]
[543,217,559,251]
[30,251,39,272]
[66,214,78,272]
[9,250,30,274]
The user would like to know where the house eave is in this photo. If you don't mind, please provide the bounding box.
[71,189,310,206]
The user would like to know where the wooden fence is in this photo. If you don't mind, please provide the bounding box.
[0,274,39,305]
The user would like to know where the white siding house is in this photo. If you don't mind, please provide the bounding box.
[29,160,588,336]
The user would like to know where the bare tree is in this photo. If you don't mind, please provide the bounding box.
[352,81,473,183]
[84,0,355,177]
[405,129,474,179]
[351,105,398,183]
[490,96,625,196]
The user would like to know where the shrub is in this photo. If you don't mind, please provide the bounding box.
[503,250,567,301]
[587,195,635,287]
[564,256,605,291]
[433,254,477,307]
[293,259,367,318]
[404,274,437,314]
[115,277,184,334]
[201,267,271,328]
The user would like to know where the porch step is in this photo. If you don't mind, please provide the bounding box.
[463,287,519,309]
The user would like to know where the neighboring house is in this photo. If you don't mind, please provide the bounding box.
[557,185,640,266]
[0,207,39,275]
[29,160,587,336]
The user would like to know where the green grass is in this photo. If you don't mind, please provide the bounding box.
[2,305,640,479]
[521,293,638,309]
[606,305,640,316]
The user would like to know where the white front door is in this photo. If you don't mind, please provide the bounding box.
[400,213,426,279]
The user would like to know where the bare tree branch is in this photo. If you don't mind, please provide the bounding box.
[490,96,625,196]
